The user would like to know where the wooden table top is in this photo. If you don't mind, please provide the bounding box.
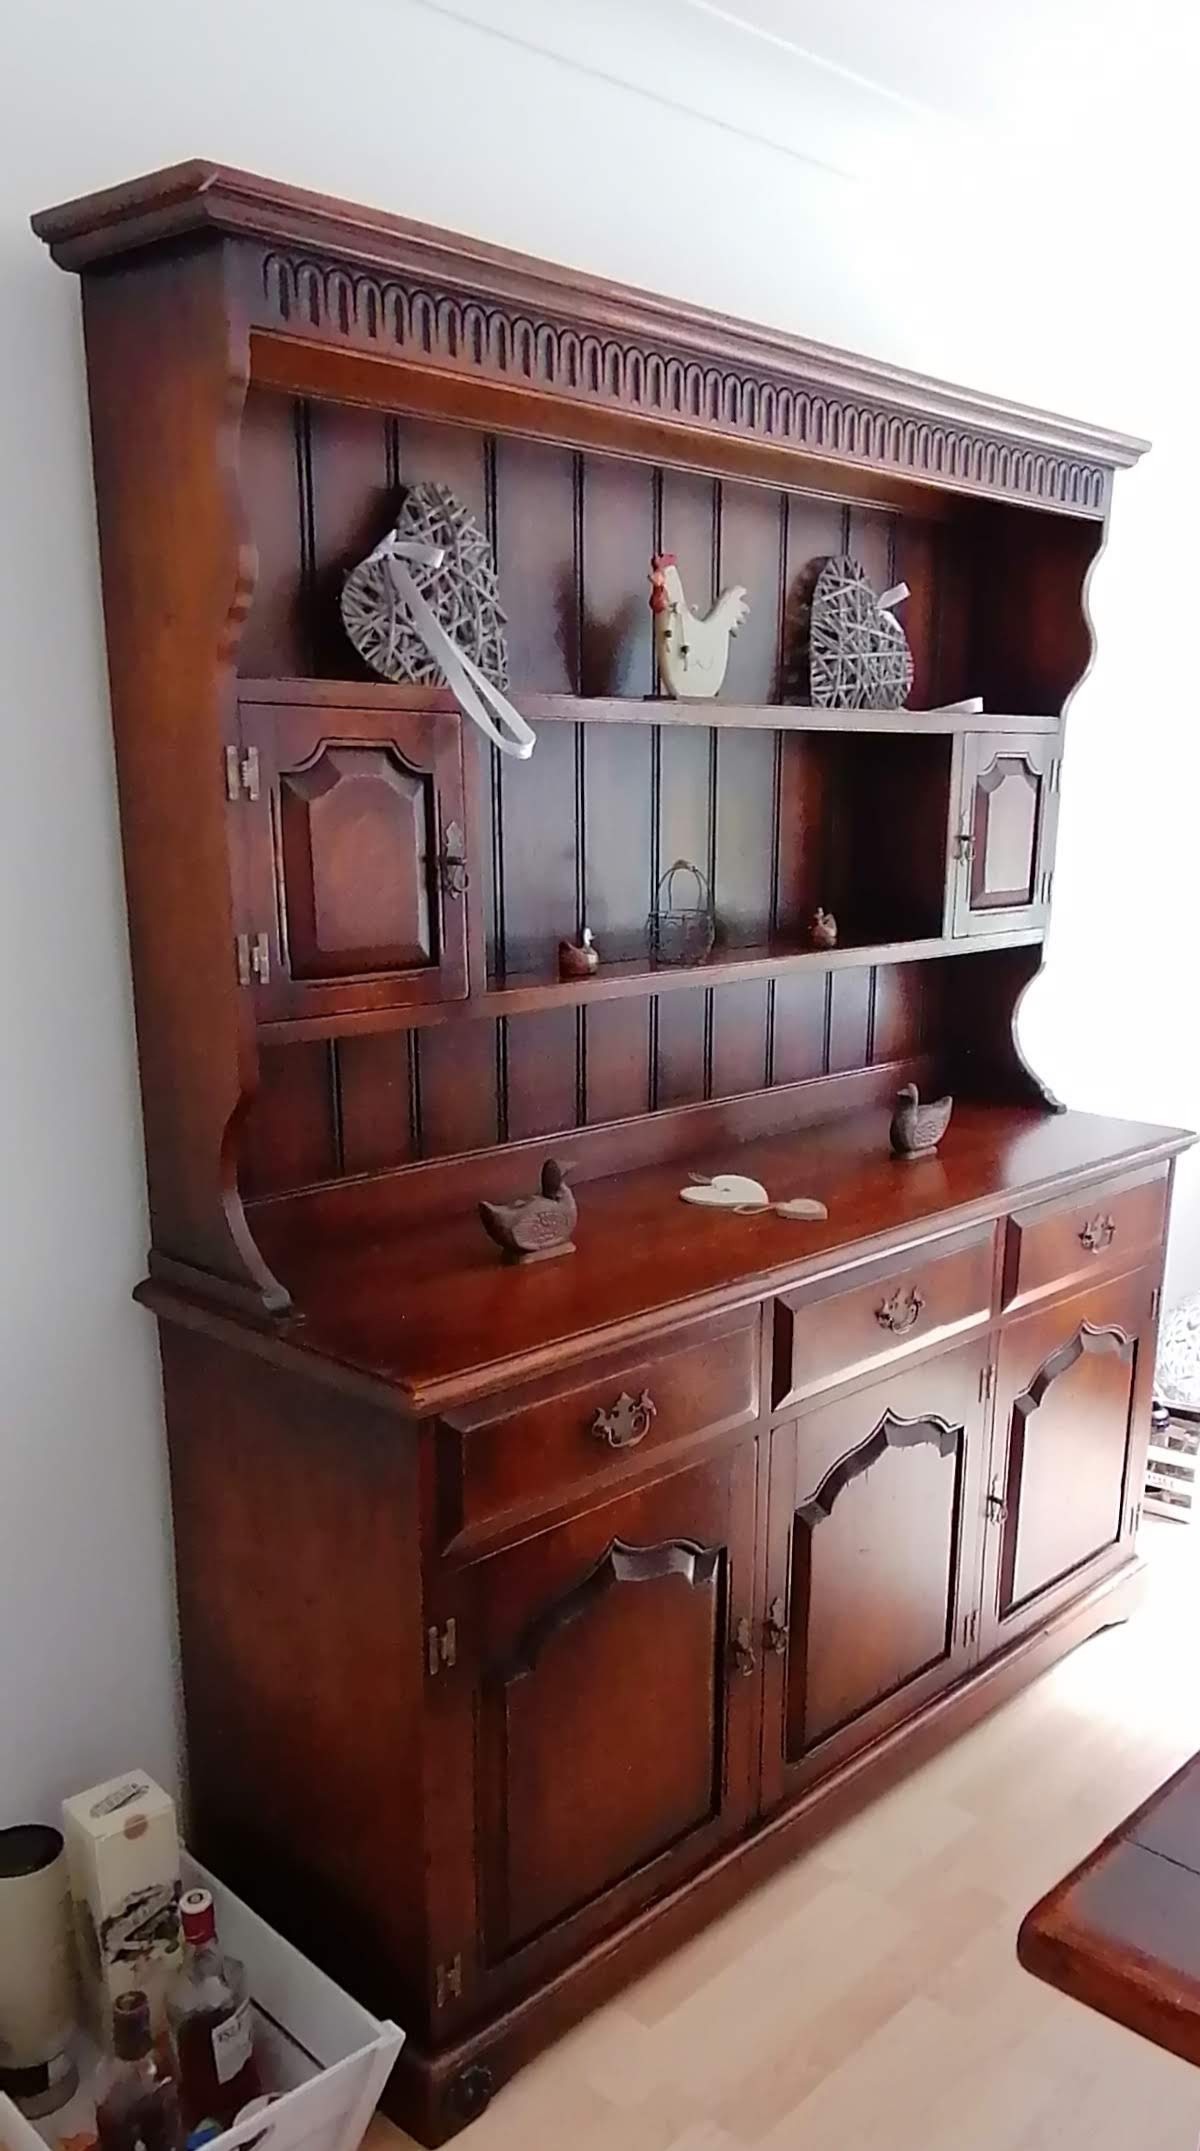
[1020,1749,1200,2068]
[236,1102,1189,1413]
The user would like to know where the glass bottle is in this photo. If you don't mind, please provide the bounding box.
[95,1990,181,2151]
[167,1889,260,2131]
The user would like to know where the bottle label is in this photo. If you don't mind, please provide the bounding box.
[212,2000,254,2085]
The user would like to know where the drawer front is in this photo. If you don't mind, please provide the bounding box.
[773,1227,995,1412]
[1003,1170,1168,1313]
[436,1305,761,1555]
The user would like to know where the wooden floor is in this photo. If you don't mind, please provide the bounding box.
[375,1525,1200,2150]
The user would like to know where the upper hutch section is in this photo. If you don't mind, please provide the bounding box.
[32,162,1148,1317]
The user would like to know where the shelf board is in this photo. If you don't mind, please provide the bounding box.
[258,924,1046,1045]
[238,678,1062,737]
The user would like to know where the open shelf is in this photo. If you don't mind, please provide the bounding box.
[257,922,1045,1042]
[239,678,1063,736]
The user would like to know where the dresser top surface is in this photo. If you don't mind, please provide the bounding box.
[232,1103,1190,1413]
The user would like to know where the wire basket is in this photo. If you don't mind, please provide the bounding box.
[646,859,716,966]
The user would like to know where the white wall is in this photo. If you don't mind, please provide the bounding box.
[3,0,1196,1821]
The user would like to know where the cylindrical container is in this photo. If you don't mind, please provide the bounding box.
[0,1824,79,2114]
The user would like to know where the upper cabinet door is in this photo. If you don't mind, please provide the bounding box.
[425,1448,759,2024]
[948,733,1060,936]
[980,1267,1158,1655]
[234,698,472,1021]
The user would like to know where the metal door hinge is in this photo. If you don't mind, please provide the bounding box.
[235,931,270,986]
[978,1361,996,1403]
[962,1606,978,1649]
[764,1596,788,1656]
[985,1478,1007,1524]
[225,744,261,802]
[1151,1285,1162,1320]
[953,827,974,863]
[1050,758,1062,792]
[434,1955,462,2009]
[427,1617,457,1677]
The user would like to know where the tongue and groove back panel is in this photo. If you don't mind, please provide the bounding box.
[231,388,1076,1200]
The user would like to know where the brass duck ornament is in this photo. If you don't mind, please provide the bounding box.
[479,1158,577,1263]
[890,1083,954,1160]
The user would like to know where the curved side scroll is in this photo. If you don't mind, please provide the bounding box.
[798,1411,960,1532]
[503,1538,720,1682]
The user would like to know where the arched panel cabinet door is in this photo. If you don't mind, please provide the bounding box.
[761,1342,988,1812]
[979,1267,1161,1653]
[420,1446,759,2032]
[234,692,474,1021]
[947,732,1060,936]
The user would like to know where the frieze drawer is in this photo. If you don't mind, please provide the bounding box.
[434,1304,761,1557]
[1002,1169,1168,1313]
[772,1226,995,1413]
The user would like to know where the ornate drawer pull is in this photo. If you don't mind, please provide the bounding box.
[764,1596,788,1656]
[1079,1213,1116,1254]
[876,1284,926,1335]
[731,1615,756,1677]
[590,1388,656,1450]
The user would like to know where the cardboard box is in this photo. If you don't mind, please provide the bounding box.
[61,1773,182,2042]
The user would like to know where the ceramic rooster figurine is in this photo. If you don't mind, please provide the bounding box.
[649,554,749,699]
[478,1158,577,1263]
[890,1083,954,1161]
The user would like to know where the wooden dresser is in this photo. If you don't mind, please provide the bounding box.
[34,162,1192,2142]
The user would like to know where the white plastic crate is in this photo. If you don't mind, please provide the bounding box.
[0,1856,402,2151]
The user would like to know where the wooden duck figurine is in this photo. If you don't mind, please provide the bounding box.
[810,907,838,950]
[479,1158,577,1263]
[558,926,599,979]
[890,1082,954,1160]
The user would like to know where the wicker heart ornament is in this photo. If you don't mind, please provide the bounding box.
[341,482,509,690]
[807,555,913,710]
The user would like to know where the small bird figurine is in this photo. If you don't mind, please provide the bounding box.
[890,1083,954,1160]
[649,554,749,699]
[558,926,599,979]
[810,907,838,949]
[478,1158,578,1263]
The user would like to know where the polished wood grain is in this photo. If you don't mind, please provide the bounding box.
[436,1303,760,1558]
[772,1223,995,1411]
[1002,1167,1168,1312]
[34,160,1183,2145]
[244,1106,1188,1412]
[1020,1717,1200,2078]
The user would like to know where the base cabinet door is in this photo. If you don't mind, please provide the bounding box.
[980,1269,1158,1653]
[425,1446,759,2028]
[763,1344,987,1809]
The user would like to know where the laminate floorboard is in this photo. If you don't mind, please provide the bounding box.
[368,1523,1200,2149]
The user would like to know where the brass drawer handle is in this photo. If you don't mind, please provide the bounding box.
[876,1284,926,1335]
[764,1596,788,1656]
[1079,1213,1116,1255]
[731,1615,756,1677]
[590,1388,656,1450]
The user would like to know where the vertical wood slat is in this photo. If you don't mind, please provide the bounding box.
[585,1000,651,1125]
[419,1021,500,1158]
[655,990,708,1110]
[827,969,873,1074]
[239,1040,339,1197]
[710,981,770,1099]
[237,388,308,677]
[495,436,577,692]
[505,1007,579,1142]
[336,1033,415,1174]
[771,974,827,1085]
[306,399,392,675]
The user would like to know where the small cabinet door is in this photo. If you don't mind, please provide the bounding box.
[947,733,1059,936]
[763,1343,987,1810]
[235,697,472,1020]
[980,1268,1158,1654]
[425,1447,759,2024]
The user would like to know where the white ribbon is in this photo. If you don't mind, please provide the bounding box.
[375,538,536,761]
